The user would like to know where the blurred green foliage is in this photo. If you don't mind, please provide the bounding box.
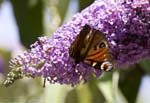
[139,59,150,74]
[0,49,11,74]
[54,0,70,24]
[78,0,94,11]
[0,0,150,103]
[10,0,44,48]
[119,65,144,102]
[43,0,70,37]
[0,0,3,5]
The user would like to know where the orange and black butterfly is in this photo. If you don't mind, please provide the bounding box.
[69,25,113,71]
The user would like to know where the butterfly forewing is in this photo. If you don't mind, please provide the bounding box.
[69,25,91,63]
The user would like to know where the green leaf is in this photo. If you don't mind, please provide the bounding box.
[65,79,106,103]
[88,78,106,103]
[118,64,144,102]
[0,0,3,5]
[43,0,70,37]
[65,89,78,103]
[98,70,113,82]
[139,59,150,74]
[0,76,43,103]
[10,0,44,48]
[0,49,11,74]
[44,85,69,103]
[56,0,70,24]
[72,78,105,103]
[78,0,94,11]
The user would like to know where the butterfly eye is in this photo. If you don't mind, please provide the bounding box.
[101,61,113,72]
[96,41,106,49]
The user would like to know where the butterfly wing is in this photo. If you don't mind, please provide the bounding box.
[69,25,113,71]
[69,25,91,63]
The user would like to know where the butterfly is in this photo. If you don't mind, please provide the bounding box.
[69,25,113,71]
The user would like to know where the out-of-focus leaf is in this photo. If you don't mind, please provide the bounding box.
[0,78,43,103]
[66,75,114,103]
[10,0,44,48]
[0,0,3,5]
[72,77,105,103]
[98,80,113,102]
[98,70,113,82]
[44,85,69,103]
[139,59,150,74]
[43,0,70,37]
[98,71,128,103]
[118,64,145,103]
[0,49,11,74]
[65,88,78,103]
[78,0,94,11]
[112,71,128,103]
[76,85,92,103]
[65,80,105,103]
[56,0,70,24]
[88,77,105,103]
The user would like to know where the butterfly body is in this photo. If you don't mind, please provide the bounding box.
[69,25,113,71]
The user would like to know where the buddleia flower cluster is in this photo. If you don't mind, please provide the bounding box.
[4,0,150,86]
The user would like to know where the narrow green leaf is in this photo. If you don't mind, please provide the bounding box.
[73,78,105,103]
[98,70,113,82]
[139,59,150,74]
[43,0,70,36]
[57,0,70,24]
[10,0,44,47]
[88,78,106,103]
[78,0,94,11]
[65,88,78,103]
[44,85,69,103]
[0,49,11,74]
[118,64,144,102]
[0,0,3,5]
[76,85,92,103]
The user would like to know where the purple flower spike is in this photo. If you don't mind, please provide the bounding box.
[5,0,150,86]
